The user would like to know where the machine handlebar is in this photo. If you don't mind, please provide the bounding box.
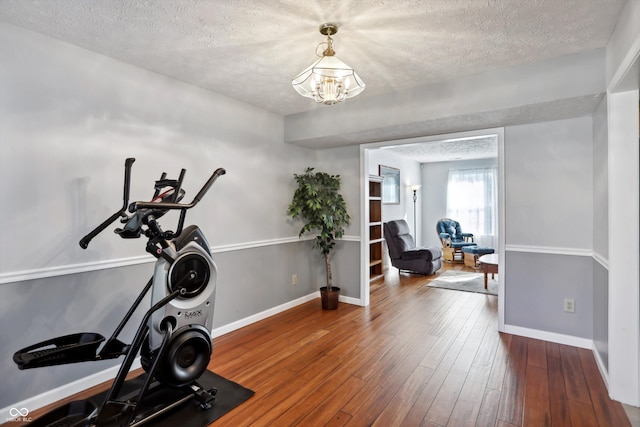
[79,158,135,249]
[130,168,226,212]
[79,159,225,249]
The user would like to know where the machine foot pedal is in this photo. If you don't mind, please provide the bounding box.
[13,333,105,369]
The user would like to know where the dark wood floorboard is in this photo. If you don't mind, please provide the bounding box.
[6,263,631,427]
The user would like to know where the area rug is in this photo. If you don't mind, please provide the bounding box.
[428,270,498,296]
[29,370,254,427]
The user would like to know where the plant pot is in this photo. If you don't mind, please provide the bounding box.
[320,287,340,310]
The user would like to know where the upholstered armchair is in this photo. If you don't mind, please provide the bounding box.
[383,219,442,275]
[436,218,477,262]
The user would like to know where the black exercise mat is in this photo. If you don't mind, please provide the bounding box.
[30,370,254,427]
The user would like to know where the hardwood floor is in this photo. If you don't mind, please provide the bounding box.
[7,263,631,426]
[209,263,630,426]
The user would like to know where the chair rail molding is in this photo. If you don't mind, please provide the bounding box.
[505,244,593,257]
[0,235,361,285]
[592,251,609,270]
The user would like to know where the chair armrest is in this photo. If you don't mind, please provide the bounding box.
[461,232,474,242]
[401,247,440,261]
[439,233,453,247]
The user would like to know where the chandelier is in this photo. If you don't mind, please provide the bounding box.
[292,23,365,105]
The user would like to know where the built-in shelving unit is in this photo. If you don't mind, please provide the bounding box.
[369,175,384,280]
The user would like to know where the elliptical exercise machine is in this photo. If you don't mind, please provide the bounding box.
[13,158,226,427]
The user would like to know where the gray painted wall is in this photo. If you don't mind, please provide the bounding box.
[505,252,594,338]
[2,265,151,408]
[504,117,594,337]
[309,240,361,298]
[314,145,362,297]
[504,117,593,250]
[316,145,362,237]
[0,22,315,272]
[505,117,593,250]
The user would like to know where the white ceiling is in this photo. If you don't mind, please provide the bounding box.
[381,134,498,163]
[0,0,626,118]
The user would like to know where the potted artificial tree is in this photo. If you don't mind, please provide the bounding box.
[287,167,351,310]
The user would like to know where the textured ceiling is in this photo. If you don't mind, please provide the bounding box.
[0,0,626,117]
[381,134,498,163]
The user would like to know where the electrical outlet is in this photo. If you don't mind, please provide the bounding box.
[564,298,575,313]
[292,274,298,286]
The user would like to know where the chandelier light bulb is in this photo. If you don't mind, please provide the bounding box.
[292,23,365,105]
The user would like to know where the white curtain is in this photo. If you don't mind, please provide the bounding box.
[446,168,497,248]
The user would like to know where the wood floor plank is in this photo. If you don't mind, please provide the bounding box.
[526,338,547,369]
[371,366,435,427]
[475,388,502,427]
[486,332,512,391]
[568,400,599,427]
[545,341,561,359]
[446,365,492,427]
[423,365,469,426]
[496,335,528,425]
[342,329,444,425]
[325,411,353,427]
[237,329,332,385]
[419,296,484,371]
[287,376,365,426]
[399,337,466,426]
[424,321,492,426]
[472,316,502,369]
[224,326,400,426]
[523,365,551,427]
[213,315,329,380]
[547,354,572,427]
[559,344,592,405]
[350,328,431,382]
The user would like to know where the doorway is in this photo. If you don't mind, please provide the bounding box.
[359,128,506,331]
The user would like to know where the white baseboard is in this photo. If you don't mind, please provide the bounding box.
[211,292,319,338]
[503,324,593,349]
[211,292,363,338]
[339,294,365,306]
[592,344,610,391]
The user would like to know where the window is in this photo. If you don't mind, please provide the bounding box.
[446,168,497,247]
